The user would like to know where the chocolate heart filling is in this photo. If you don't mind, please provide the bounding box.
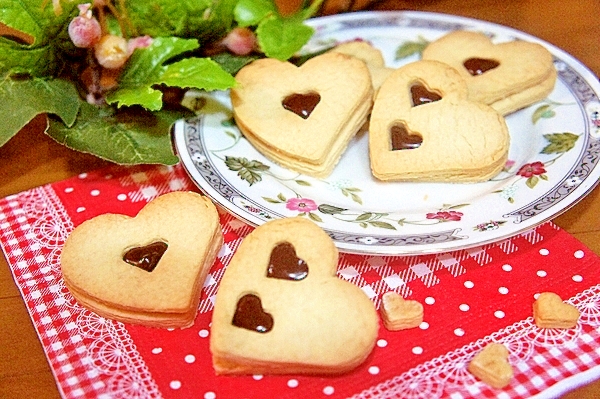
[267,242,308,281]
[123,241,168,272]
[282,92,321,119]
[232,294,274,333]
[390,123,423,151]
[463,57,500,76]
[410,83,442,107]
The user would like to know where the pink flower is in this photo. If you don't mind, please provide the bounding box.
[68,3,101,48]
[517,161,546,178]
[426,211,463,222]
[286,198,318,213]
[222,27,256,55]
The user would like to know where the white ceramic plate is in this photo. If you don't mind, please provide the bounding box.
[174,11,600,255]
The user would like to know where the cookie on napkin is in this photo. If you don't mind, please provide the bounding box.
[231,52,373,178]
[60,191,223,329]
[369,59,510,182]
[210,217,379,375]
[422,30,557,115]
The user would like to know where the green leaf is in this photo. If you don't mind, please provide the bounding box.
[369,221,396,230]
[526,176,539,189]
[541,132,579,154]
[532,104,557,124]
[46,101,189,165]
[276,193,287,202]
[356,212,374,222]
[210,52,260,75]
[256,16,314,60]
[106,37,236,110]
[224,156,269,185]
[0,0,83,77]
[234,0,276,27]
[395,36,429,60]
[0,77,80,146]
[308,212,323,223]
[121,0,236,44]
[350,192,363,205]
[295,180,311,186]
[318,204,347,215]
[263,197,282,203]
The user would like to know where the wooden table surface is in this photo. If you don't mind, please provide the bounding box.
[1,1,599,398]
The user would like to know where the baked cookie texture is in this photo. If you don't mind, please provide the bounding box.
[369,60,510,182]
[329,40,394,92]
[210,217,379,375]
[230,51,374,178]
[422,30,556,115]
[60,191,223,329]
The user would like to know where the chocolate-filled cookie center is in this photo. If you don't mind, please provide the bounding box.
[267,242,308,281]
[282,92,321,119]
[463,57,500,76]
[390,123,423,151]
[410,83,442,107]
[232,294,274,333]
[123,241,168,272]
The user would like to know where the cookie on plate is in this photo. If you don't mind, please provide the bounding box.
[422,30,556,115]
[210,217,378,375]
[329,40,394,92]
[231,51,373,178]
[60,191,223,329]
[369,59,510,182]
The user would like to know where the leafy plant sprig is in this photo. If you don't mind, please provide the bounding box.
[0,0,322,164]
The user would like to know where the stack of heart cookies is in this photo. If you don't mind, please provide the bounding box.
[369,59,510,182]
[60,191,223,329]
[230,52,374,178]
[422,30,557,115]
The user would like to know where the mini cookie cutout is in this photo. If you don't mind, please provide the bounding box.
[231,52,373,178]
[60,191,223,329]
[379,291,423,331]
[533,292,580,329]
[468,342,513,389]
[210,217,378,375]
[422,30,557,115]
[369,60,509,182]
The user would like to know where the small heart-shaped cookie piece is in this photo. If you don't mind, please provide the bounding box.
[369,60,509,182]
[61,191,223,329]
[267,242,308,281]
[232,294,274,333]
[210,217,378,375]
[379,291,423,331]
[231,52,373,178]
[422,30,556,114]
[533,292,580,329]
[468,342,513,389]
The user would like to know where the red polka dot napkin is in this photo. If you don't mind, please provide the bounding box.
[1,164,599,399]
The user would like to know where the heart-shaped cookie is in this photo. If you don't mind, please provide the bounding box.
[422,30,557,115]
[369,60,509,182]
[60,191,223,329]
[210,217,379,375]
[379,291,423,331]
[533,292,580,329]
[231,52,374,178]
[468,342,513,389]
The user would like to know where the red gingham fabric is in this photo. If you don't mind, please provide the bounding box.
[1,163,599,398]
